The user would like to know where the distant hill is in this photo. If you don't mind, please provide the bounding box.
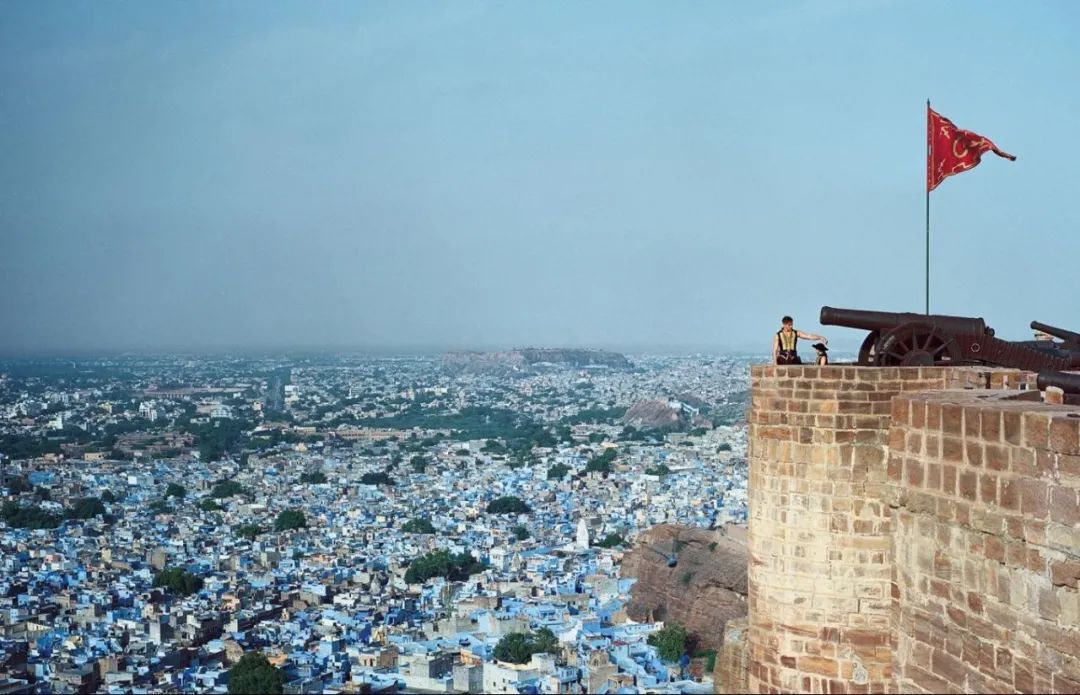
[442,348,631,374]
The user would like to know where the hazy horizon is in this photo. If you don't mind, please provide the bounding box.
[0,341,791,360]
[3,1,1078,354]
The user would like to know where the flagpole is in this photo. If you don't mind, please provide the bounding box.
[926,99,931,315]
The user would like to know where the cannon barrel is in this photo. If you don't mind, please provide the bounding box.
[1030,321,1080,345]
[820,306,990,336]
[1037,370,1080,395]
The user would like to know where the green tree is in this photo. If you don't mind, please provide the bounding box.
[210,480,245,499]
[360,472,394,486]
[153,567,204,596]
[228,652,284,695]
[594,533,625,549]
[1,502,61,529]
[65,497,106,520]
[694,648,718,673]
[101,489,118,503]
[402,518,436,534]
[410,455,427,473]
[493,633,533,664]
[512,526,530,541]
[200,499,223,512]
[199,440,225,462]
[237,524,263,541]
[299,471,328,484]
[404,549,485,584]
[149,499,171,514]
[585,453,613,474]
[274,509,307,532]
[5,476,31,494]
[165,483,187,499]
[645,463,671,476]
[647,622,688,662]
[486,496,531,514]
[493,628,559,664]
[547,463,570,480]
[585,459,611,473]
[533,627,558,654]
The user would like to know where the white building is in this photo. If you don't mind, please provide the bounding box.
[575,519,590,550]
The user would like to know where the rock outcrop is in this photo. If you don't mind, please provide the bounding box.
[620,524,747,652]
[621,399,685,430]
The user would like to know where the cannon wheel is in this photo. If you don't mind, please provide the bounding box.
[875,323,962,367]
[858,331,880,365]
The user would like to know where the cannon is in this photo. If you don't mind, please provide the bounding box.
[820,306,1080,370]
[1031,321,1080,350]
[1036,370,1080,395]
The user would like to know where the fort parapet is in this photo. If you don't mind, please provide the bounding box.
[725,365,1080,694]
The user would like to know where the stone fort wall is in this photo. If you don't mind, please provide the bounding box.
[734,364,1079,694]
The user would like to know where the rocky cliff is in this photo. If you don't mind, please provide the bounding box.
[620,524,748,652]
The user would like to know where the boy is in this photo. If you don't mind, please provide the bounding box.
[773,316,828,365]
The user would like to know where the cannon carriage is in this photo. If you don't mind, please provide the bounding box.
[820,306,1080,371]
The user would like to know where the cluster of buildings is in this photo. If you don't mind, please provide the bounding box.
[0,353,750,693]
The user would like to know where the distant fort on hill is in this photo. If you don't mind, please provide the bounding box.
[442,348,632,374]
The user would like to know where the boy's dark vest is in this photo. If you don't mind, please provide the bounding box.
[777,330,800,364]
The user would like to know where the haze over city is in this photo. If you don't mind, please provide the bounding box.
[2,1,1078,354]
[5,4,1080,695]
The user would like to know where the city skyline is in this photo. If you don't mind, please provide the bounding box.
[3,1,1078,354]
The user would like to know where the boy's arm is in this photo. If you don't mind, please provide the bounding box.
[772,334,780,363]
[798,330,827,344]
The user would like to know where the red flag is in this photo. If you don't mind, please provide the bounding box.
[927,105,1015,192]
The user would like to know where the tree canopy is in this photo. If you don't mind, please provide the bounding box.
[647,622,689,662]
[585,448,617,473]
[486,496,531,514]
[274,509,307,532]
[200,499,223,512]
[5,476,32,494]
[360,471,394,486]
[1,502,61,529]
[210,480,245,499]
[547,463,570,480]
[236,524,263,541]
[228,652,284,695]
[493,628,559,664]
[404,549,485,584]
[153,567,204,596]
[402,517,436,534]
[65,497,106,520]
[594,533,625,549]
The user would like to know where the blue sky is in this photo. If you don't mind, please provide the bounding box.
[1,1,1078,353]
